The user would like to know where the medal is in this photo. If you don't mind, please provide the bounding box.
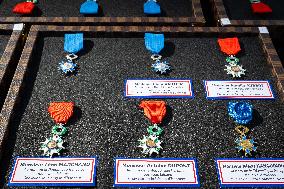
[138,101,167,156]
[59,33,83,75]
[228,102,257,157]
[40,102,74,157]
[80,0,99,15]
[145,33,171,74]
[249,0,272,14]
[218,37,246,78]
[13,0,38,15]
[144,0,161,15]
[235,126,257,157]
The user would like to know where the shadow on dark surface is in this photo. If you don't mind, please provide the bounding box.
[238,41,247,58]
[77,39,95,58]
[247,109,263,130]
[161,41,175,58]
[31,5,43,17]
[200,0,216,26]
[67,106,82,126]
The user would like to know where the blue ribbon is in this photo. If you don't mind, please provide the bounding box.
[64,33,84,54]
[228,102,253,125]
[144,0,161,14]
[80,0,98,14]
[144,33,164,54]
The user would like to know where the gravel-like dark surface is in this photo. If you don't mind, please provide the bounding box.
[1,33,284,189]
[223,0,284,20]
[0,0,192,17]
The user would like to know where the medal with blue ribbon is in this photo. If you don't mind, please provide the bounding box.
[80,0,99,15]
[228,102,257,157]
[144,33,171,74]
[144,0,161,15]
[59,33,83,75]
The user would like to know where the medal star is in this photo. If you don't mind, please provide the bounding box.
[59,60,77,74]
[40,136,64,157]
[138,135,162,156]
[235,136,257,156]
[224,63,246,78]
[152,61,171,74]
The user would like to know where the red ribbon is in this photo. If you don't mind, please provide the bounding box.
[218,37,241,56]
[251,2,272,14]
[48,102,74,124]
[139,101,166,124]
[13,2,35,14]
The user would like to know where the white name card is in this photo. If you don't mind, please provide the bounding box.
[204,80,275,99]
[114,158,199,187]
[9,157,97,187]
[216,159,284,187]
[125,79,194,98]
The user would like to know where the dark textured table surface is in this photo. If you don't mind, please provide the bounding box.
[1,33,284,189]
[223,0,284,20]
[0,0,192,17]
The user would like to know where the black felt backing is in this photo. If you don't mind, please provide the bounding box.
[223,0,284,20]
[0,0,192,17]
[2,33,284,189]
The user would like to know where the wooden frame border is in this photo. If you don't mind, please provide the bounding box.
[0,24,23,114]
[0,25,283,162]
[212,0,284,26]
[0,0,205,26]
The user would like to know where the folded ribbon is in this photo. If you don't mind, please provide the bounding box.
[251,2,272,13]
[228,102,253,125]
[145,33,164,54]
[139,101,166,124]
[218,37,241,56]
[144,0,161,14]
[64,33,84,54]
[80,0,99,14]
[48,102,74,124]
[13,1,36,14]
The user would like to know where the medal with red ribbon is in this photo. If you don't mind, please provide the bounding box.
[138,101,166,156]
[40,102,74,157]
[13,0,38,15]
[249,0,272,14]
[218,37,246,78]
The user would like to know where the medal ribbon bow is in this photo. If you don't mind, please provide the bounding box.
[145,33,165,54]
[218,37,241,56]
[139,101,166,124]
[249,0,272,14]
[13,0,37,14]
[48,102,74,124]
[144,0,161,14]
[64,33,84,54]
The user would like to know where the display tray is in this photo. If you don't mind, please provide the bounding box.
[212,0,284,26]
[0,0,204,26]
[0,26,284,188]
[0,24,23,115]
